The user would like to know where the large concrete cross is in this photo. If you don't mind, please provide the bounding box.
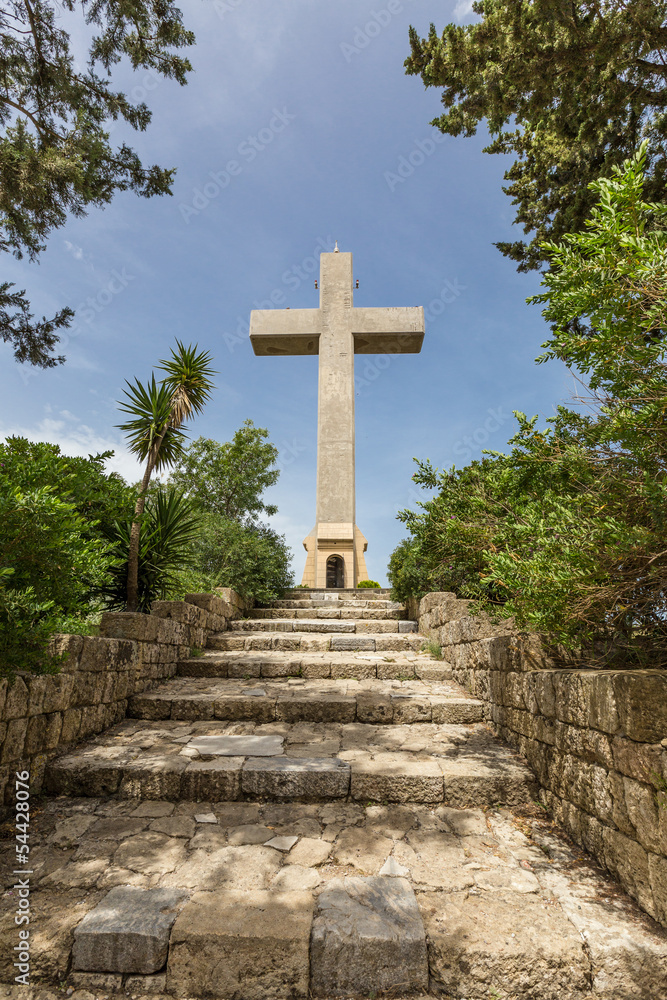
[250,247,424,588]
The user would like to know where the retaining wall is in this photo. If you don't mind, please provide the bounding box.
[418,592,667,928]
[0,589,248,805]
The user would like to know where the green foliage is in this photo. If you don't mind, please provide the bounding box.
[0,439,127,674]
[405,1,667,271]
[117,340,216,612]
[1,0,195,366]
[168,515,293,606]
[422,639,444,661]
[168,422,279,522]
[394,147,667,664]
[387,537,429,604]
[357,579,381,588]
[165,422,293,603]
[101,487,200,612]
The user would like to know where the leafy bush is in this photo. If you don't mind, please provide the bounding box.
[166,424,293,603]
[168,515,293,605]
[393,147,667,665]
[0,442,124,675]
[358,579,381,588]
[101,488,200,612]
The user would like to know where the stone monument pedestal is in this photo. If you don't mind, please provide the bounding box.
[301,523,369,589]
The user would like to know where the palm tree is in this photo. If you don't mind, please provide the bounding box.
[117,340,216,612]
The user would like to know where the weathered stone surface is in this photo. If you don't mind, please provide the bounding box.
[168,889,313,999]
[72,886,189,973]
[113,832,187,876]
[227,823,273,845]
[264,835,298,852]
[350,753,443,804]
[181,758,242,801]
[159,845,281,891]
[289,837,331,867]
[333,827,394,874]
[421,889,590,999]
[310,877,428,997]
[241,757,350,800]
[331,636,376,652]
[188,733,283,756]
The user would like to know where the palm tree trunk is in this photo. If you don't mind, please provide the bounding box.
[126,426,169,612]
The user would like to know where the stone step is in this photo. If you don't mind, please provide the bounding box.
[230,618,417,633]
[267,598,405,610]
[177,651,452,681]
[283,588,392,600]
[207,630,424,653]
[44,718,535,806]
[252,606,406,620]
[127,677,484,725]
[30,798,667,999]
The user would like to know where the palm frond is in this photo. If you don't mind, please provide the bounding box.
[157,340,217,426]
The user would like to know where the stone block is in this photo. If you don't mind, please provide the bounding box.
[602,826,655,917]
[72,886,189,973]
[351,754,443,804]
[151,600,207,626]
[613,671,667,743]
[356,692,393,723]
[60,707,82,743]
[23,713,47,756]
[398,620,418,633]
[421,889,589,997]
[331,636,376,652]
[119,754,188,800]
[3,676,28,720]
[185,591,235,618]
[648,852,667,925]
[242,757,350,800]
[181,758,243,800]
[48,632,84,667]
[100,612,160,643]
[168,889,313,1000]
[310,877,428,997]
[1,717,27,764]
[276,694,356,724]
[214,694,276,722]
[190,733,284,756]
[42,673,75,714]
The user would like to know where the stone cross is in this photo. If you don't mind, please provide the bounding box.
[250,247,424,588]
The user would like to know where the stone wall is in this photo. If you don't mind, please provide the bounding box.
[0,590,247,806]
[417,592,667,929]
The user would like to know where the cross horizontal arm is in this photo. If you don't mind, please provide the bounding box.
[250,308,321,356]
[351,306,424,354]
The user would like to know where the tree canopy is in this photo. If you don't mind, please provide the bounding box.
[1,0,194,366]
[405,0,667,270]
[391,147,667,664]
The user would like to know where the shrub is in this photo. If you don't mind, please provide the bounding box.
[358,579,381,589]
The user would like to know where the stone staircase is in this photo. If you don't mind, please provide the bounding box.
[25,589,667,998]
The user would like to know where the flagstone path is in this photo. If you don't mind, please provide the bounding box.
[1,590,665,999]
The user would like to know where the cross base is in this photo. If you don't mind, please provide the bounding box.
[301,523,369,589]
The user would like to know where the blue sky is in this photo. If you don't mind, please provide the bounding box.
[0,0,573,585]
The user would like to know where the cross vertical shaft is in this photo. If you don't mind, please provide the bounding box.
[316,251,355,528]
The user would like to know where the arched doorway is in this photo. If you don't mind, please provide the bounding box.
[326,555,345,589]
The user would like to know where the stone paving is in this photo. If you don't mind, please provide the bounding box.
[2,589,666,999]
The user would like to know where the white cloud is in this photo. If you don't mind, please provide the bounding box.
[0,413,143,484]
[453,0,475,21]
